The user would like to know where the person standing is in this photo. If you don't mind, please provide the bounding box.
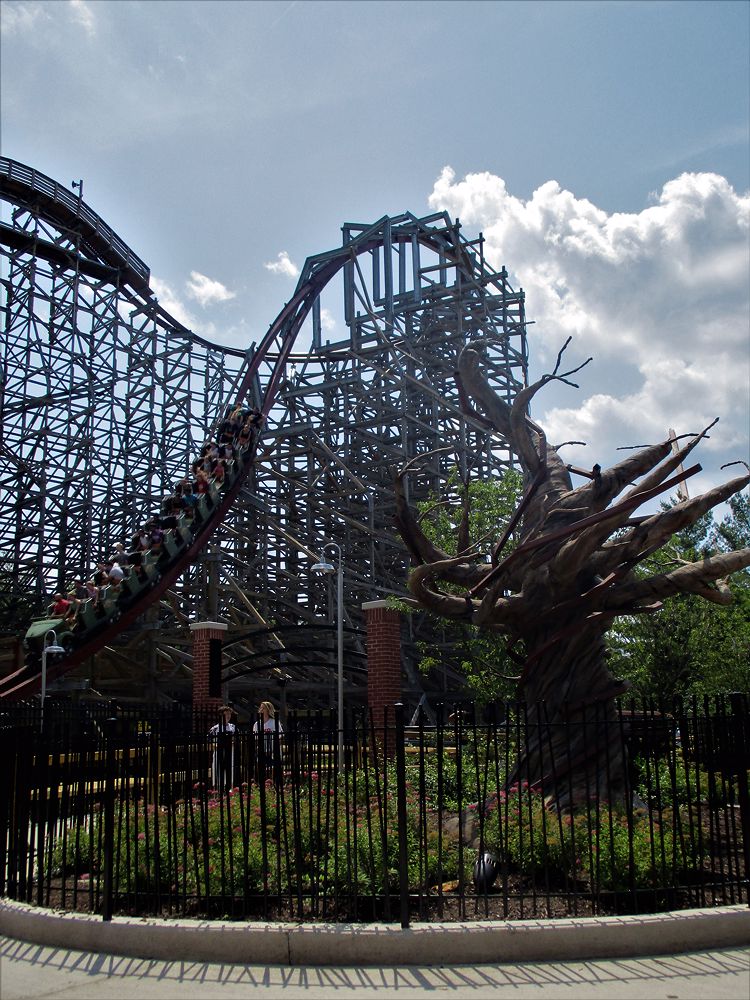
[253,700,284,785]
[208,705,236,790]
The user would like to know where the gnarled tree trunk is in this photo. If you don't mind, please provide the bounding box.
[394,343,750,810]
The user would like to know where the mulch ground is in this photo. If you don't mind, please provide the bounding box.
[22,873,741,923]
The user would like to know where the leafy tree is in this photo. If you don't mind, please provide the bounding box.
[717,490,750,551]
[404,467,524,703]
[608,494,750,700]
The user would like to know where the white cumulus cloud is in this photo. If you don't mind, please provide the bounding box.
[429,167,750,493]
[320,307,336,332]
[68,0,95,37]
[151,276,205,336]
[185,271,236,307]
[1,1,48,35]
[264,251,300,279]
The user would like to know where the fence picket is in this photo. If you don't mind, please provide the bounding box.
[0,697,747,922]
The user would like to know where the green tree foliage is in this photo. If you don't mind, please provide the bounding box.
[607,492,750,700]
[717,489,750,550]
[410,468,524,702]
[407,474,750,703]
[417,468,524,557]
[398,456,749,704]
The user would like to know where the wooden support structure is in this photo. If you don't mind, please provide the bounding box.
[0,157,528,712]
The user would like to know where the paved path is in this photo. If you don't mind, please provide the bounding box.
[1,937,748,1000]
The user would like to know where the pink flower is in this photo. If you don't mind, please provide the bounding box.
[138,832,146,841]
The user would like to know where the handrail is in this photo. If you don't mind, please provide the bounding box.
[0,156,150,286]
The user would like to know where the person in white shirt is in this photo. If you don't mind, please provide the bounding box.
[253,700,284,784]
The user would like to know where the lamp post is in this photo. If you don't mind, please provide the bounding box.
[41,629,66,731]
[312,542,344,771]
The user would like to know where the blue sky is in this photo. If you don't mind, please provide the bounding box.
[2,0,749,494]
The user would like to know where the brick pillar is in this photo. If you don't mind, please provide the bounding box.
[190,621,228,723]
[363,600,402,735]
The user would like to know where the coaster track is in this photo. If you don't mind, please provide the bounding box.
[0,157,527,704]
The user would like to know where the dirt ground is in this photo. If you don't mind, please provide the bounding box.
[23,873,735,924]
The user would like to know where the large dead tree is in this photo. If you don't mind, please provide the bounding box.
[395,343,750,809]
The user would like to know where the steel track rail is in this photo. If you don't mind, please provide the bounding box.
[0,196,478,700]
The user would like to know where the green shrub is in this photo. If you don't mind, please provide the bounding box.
[46,761,703,908]
[481,782,702,893]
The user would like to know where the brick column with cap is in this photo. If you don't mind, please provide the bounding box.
[190,620,228,722]
[362,600,402,733]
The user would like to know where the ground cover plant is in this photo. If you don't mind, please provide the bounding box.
[43,735,719,920]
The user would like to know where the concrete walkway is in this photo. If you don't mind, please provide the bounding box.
[1,937,748,999]
[0,901,748,998]
[2,901,749,967]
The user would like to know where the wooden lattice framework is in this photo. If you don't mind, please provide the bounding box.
[0,158,527,713]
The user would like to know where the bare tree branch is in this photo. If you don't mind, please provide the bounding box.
[596,473,750,576]
[604,548,750,607]
[620,418,719,505]
[550,464,702,583]
[407,559,484,620]
[396,338,750,809]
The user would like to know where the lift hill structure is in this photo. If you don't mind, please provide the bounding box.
[0,156,528,714]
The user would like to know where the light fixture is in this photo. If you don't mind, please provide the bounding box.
[311,543,344,770]
[41,629,66,731]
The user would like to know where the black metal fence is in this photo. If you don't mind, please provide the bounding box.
[1,696,748,925]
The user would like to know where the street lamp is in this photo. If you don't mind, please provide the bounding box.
[41,629,66,731]
[312,542,344,771]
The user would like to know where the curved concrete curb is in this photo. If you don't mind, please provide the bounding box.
[1,899,748,966]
